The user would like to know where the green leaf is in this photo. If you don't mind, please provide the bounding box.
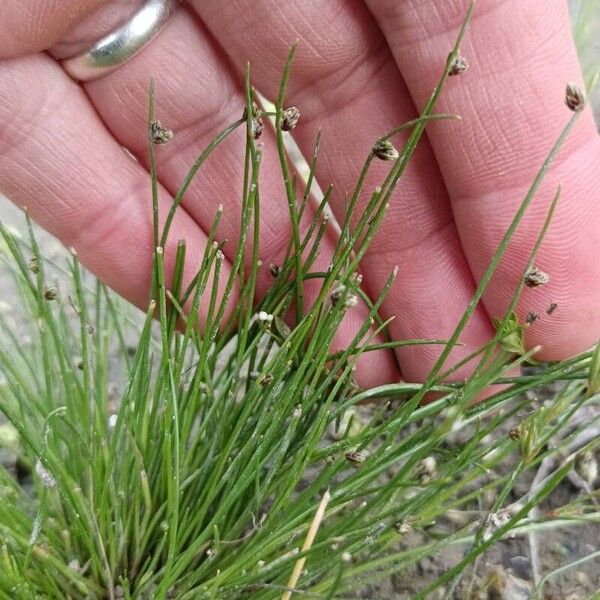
[493,312,526,355]
[586,342,600,397]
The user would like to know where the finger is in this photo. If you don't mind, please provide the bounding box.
[191,0,497,382]
[55,3,397,385]
[366,0,600,359]
[0,0,158,59]
[81,6,302,276]
[0,0,105,58]
[0,53,228,320]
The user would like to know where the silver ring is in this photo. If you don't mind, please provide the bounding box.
[62,0,181,82]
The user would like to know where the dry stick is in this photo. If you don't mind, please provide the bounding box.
[282,489,332,600]
[527,485,543,585]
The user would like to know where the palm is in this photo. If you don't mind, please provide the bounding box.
[1,0,599,387]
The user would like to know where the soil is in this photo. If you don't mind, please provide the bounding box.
[325,375,600,600]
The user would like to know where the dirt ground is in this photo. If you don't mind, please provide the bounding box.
[344,384,600,599]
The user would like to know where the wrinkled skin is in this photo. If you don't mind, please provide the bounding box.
[0,0,599,387]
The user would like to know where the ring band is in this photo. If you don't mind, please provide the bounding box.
[62,0,181,82]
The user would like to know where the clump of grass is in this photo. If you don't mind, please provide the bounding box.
[0,4,599,598]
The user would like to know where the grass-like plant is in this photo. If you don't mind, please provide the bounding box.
[0,4,599,599]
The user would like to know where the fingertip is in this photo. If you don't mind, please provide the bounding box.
[353,347,399,389]
[332,304,400,389]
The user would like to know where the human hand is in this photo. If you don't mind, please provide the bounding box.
[0,0,598,388]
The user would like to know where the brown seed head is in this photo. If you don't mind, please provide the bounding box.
[150,121,173,145]
[372,139,399,161]
[251,117,264,140]
[449,53,468,76]
[242,101,261,120]
[281,106,300,131]
[525,311,538,325]
[345,450,366,465]
[565,81,585,112]
[330,284,346,306]
[258,373,273,386]
[509,427,520,441]
[44,287,57,301]
[28,257,40,274]
[524,266,550,288]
